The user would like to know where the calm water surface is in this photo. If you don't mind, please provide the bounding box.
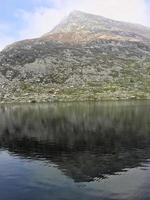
[0,101,150,200]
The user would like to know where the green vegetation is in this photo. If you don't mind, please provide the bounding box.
[1,77,149,104]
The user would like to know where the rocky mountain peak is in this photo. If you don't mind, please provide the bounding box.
[0,10,150,103]
[46,10,111,35]
[67,10,87,17]
[43,10,150,43]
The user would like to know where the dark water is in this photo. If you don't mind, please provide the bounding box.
[0,101,150,200]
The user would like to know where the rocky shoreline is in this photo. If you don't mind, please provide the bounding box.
[0,83,149,104]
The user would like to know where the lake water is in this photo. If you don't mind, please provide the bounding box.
[0,101,150,200]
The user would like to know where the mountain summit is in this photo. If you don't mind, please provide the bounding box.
[43,10,150,43]
[0,11,150,103]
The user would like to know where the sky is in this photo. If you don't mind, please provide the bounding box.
[0,0,150,50]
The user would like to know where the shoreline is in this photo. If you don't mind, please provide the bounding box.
[0,94,150,104]
[1,83,149,104]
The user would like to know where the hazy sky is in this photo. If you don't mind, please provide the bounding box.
[0,0,150,50]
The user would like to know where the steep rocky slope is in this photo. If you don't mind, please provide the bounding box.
[0,10,150,103]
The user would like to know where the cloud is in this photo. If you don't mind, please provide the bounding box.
[17,7,66,39]
[76,0,148,25]
[0,23,16,50]
[0,34,15,50]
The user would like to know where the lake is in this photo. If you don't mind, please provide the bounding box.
[0,101,150,200]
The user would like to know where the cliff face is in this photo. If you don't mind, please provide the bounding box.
[0,10,150,103]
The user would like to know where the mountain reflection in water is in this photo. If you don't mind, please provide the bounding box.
[0,101,149,183]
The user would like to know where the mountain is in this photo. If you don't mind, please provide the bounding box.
[45,10,150,42]
[0,10,150,103]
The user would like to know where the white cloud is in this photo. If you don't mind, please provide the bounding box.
[0,23,15,50]
[76,0,148,25]
[0,34,15,50]
[17,7,66,39]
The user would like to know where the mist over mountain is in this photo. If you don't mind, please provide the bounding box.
[0,10,150,103]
